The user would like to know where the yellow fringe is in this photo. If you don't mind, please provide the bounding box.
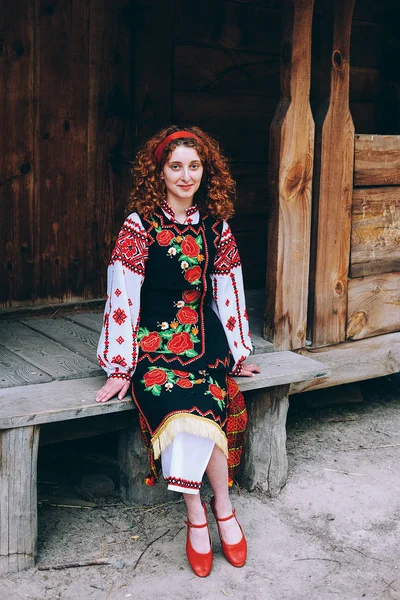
[151,413,228,460]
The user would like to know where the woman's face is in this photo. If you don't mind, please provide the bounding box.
[161,145,203,206]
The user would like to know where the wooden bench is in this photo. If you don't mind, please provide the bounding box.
[0,350,328,575]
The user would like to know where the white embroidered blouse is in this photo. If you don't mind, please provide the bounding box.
[97,204,252,381]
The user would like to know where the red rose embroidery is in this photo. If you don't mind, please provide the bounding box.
[183,290,200,304]
[172,369,190,377]
[143,368,167,387]
[140,331,162,352]
[167,332,194,354]
[184,266,202,283]
[176,378,193,389]
[209,383,225,401]
[181,236,200,258]
[157,230,175,246]
[177,306,198,325]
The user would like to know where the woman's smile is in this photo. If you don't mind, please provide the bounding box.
[162,146,203,206]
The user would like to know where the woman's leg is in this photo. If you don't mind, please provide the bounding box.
[183,492,211,553]
[205,445,243,544]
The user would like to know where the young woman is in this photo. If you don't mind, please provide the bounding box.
[96,126,260,577]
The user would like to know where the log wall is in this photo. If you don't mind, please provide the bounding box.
[346,134,400,342]
[1,0,400,306]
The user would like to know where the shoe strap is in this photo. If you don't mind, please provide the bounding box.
[214,508,236,523]
[185,520,208,529]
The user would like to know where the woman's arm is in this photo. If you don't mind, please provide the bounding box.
[210,221,258,376]
[96,213,149,402]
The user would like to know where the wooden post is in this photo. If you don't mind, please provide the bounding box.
[308,0,355,346]
[118,414,171,505]
[239,385,290,497]
[265,0,315,351]
[0,426,40,574]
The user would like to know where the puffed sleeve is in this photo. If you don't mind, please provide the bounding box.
[210,220,252,374]
[97,212,149,381]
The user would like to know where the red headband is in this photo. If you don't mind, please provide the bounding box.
[154,131,203,164]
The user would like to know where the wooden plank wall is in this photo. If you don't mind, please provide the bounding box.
[0,0,135,308]
[347,134,400,341]
[172,0,282,289]
[2,0,400,306]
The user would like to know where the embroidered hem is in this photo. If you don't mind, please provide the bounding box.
[164,476,202,491]
[151,413,228,461]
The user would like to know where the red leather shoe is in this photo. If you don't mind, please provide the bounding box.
[185,500,213,577]
[210,496,247,567]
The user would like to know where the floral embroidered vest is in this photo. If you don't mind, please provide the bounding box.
[136,210,232,372]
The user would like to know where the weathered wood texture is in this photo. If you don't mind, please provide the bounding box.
[347,273,400,340]
[0,353,328,429]
[0,346,52,388]
[291,331,400,393]
[239,384,290,497]
[87,0,136,291]
[350,187,400,277]
[264,0,314,351]
[0,0,135,308]
[0,425,39,574]
[118,414,171,505]
[308,0,355,347]
[134,0,173,149]
[0,1,35,304]
[65,312,104,332]
[20,317,100,363]
[354,134,400,186]
[235,352,328,392]
[0,322,101,382]
[0,376,131,429]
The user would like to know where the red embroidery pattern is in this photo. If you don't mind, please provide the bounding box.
[115,288,122,297]
[116,336,124,345]
[111,354,127,367]
[225,299,230,306]
[212,225,241,275]
[165,476,202,490]
[230,273,252,352]
[232,355,246,375]
[160,200,198,222]
[226,316,236,331]
[113,308,127,325]
[110,218,149,275]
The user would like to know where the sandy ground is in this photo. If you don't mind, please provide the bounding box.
[1,374,400,600]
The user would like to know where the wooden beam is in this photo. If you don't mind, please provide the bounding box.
[290,331,400,393]
[118,414,171,505]
[240,384,290,497]
[0,376,132,429]
[350,186,400,277]
[347,273,400,340]
[308,0,355,347]
[354,134,400,186]
[265,0,315,350]
[133,0,173,150]
[0,425,39,574]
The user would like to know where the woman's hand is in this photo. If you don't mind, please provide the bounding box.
[238,361,261,377]
[95,378,131,403]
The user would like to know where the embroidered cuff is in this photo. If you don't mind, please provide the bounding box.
[108,372,131,382]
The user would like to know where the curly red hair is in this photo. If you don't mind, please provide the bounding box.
[127,126,236,220]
